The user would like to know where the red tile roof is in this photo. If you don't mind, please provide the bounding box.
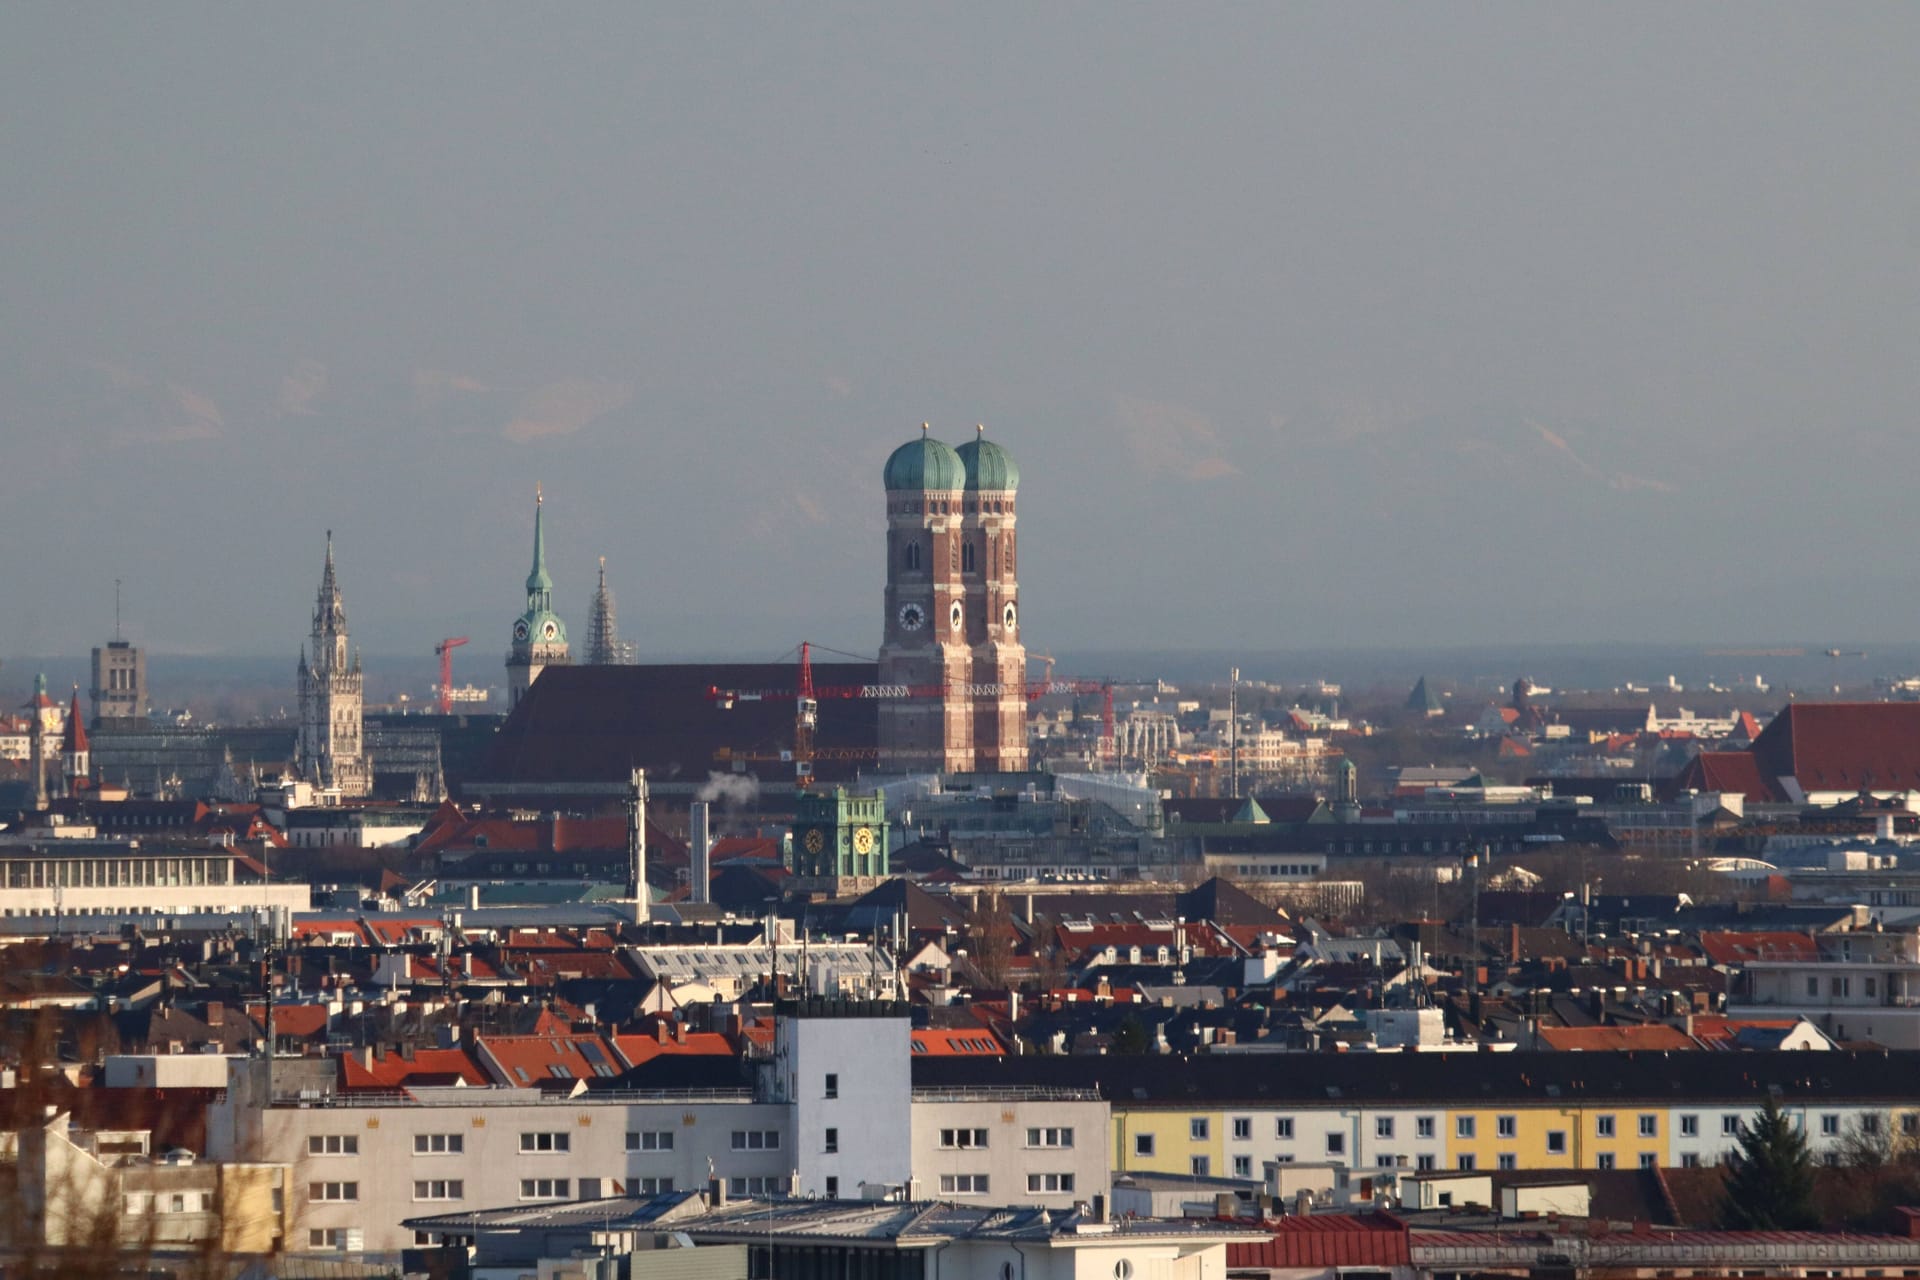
[612,1028,737,1067]
[1699,931,1821,966]
[475,1032,624,1087]
[1536,1024,1697,1052]
[1227,1214,1409,1269]
[909,1028,1007,1056]
[340,1047,490,1091]
[1670,751,1774,802]
[1751,702,1920,794]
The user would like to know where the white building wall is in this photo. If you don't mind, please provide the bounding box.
[910,1096,1109,1208]
[770,1004,911,1199]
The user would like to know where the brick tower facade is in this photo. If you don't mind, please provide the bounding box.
[956,426,1027,772]
[877,427,975,773]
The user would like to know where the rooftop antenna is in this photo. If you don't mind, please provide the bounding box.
[114,579,123,642]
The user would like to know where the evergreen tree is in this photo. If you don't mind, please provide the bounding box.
[1111,1014,1150,1055]
[1718,1096,1820,1230]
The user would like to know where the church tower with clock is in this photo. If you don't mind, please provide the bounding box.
[956,426,1028,772]
[877,427,976,772]
[507,486,572,710]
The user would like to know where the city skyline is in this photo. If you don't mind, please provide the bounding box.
[5,6,1918,659]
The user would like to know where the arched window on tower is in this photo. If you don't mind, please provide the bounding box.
[962,541,975,573]
[904,541,921,572]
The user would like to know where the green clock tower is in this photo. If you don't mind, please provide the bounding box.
[790,788,889,879]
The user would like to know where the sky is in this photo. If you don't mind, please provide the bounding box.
[3,5,1918,667]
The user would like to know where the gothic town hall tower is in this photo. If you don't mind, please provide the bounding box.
[877,426,1028,773]
[296,533,372,797]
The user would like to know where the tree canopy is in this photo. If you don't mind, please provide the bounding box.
[1719,1096,1820,1231]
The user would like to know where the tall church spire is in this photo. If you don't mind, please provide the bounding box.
[587,555,628,665]
[527,486,553,606]
[507,486,571,708]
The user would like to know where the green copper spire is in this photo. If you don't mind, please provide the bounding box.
[513,484,568,652]
[527,485,554,601]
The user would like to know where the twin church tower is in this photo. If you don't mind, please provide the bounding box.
[297,425,1026,793]
[878,425,1027,774]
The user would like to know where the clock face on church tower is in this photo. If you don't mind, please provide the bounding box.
[897,603,926,632]
[1002,601,1017,633]
[513,620,529,642]
[949,600,964,633]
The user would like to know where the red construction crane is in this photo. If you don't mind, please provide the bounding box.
[708,641,1117,780]
[434,637,469,714]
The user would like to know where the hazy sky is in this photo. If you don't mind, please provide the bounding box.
[4,5,1917,666]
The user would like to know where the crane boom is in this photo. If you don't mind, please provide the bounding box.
[434,637,470,714]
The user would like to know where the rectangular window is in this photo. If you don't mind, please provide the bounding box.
[412,1180,463,1201]
[414,1133,464,1155]
[1821,1114,1840,1136]
[1191,1156,1211,1176]
[1639,1115,1658,1138]
[309,1182,358,1202]
[1026,1127,1074,1148]
[727,1176,780,1197]
[1680,1115,1699,1138]
[1457,1155,1476,1171]
[1723,1115,1742,1137]
[308,1135,359,1156]
[1498,1153,1517,1171]
[1456,1117,1476,1139]
[519,1178,570,1200]
[1233,1117,1252,1140]
[1416,1117,1435,1140]
[1597,1153,1616,1170]
[1028,1173,1076,1193]
[1497,1115,1516,1139]
[1547,1131,1567,1155]
[633,1176,675,1194]
[825,1073,838,1099]
[826,1176,839,1198]
[1235,1155,1253,1177]
[1135,1134,1155,1157]
[520,1131,570,1154]
[824,1127,838,1154]
[626,1130,674,1152]
[1276,1118,1295,1140]
[1596,1115,1616,1138]
[1377,1117,1395,1139]
[1640,1153,1657,1169]
[1190,1118,1209,1140]
[1417,1154,1436,1171]
[939,1174,989,1195]
[1807,977,1820,997]
[1682,1153,1701,1168]
[731,1130,781,1151]
[939,1128,989,1150]
[1326,1133,1346,1156]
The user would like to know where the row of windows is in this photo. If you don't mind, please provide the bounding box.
[1187,1109,1901,1145]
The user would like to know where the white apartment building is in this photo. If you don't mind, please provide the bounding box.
[211,1000,1120,1260]
[0,842,309,922]
[1730,930,1920,1047]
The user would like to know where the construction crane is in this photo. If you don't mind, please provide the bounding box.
[708,641,1119,781]
[434,637,469,714]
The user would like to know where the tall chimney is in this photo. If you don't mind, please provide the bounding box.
[626,769,649,924]
[689,801,712,905]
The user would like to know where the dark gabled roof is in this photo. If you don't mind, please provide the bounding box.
[468,662,878,793]
[1177,877,1289,928]
[912,1049,1920,1108]
[843,878,971,933]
